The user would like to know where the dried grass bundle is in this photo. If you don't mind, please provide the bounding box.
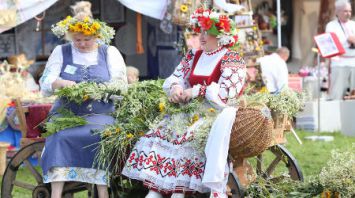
[0,61,55,104]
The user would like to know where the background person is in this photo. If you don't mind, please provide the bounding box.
[126,65,140,84]
[39,1,127,198]
[326,0,355,100]
[258,47,290,93]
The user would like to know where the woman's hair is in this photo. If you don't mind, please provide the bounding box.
[126,66,140,77]
[71,1,93,20]
[335,0,350,14]
[65,1,93,41]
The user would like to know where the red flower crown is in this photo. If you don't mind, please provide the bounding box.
[189,8,238,47]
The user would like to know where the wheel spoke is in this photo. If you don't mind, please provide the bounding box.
[12,180,36,190]
[23,159,43,184]
[264,155,282,178]
[256,155,263,175]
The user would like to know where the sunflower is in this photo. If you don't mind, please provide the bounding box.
[180,4,188,13]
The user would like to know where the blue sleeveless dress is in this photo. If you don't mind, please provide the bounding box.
[40,44,114,185]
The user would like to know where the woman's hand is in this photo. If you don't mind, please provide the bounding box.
[348,35,355,45]
[181,88,193,103]
[169,84,184,103]
[52,79,76,90]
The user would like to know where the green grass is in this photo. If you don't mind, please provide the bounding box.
[0,130,354,197]
[283,131,355,177]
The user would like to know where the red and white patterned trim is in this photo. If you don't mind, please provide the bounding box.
[173,50,195,79]
[217,51,246,102]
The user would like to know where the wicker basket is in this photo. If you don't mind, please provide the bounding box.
[229,104,274,159]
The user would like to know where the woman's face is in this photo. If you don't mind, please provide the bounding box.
[199,31,219,52]
[72,33,97,53]
[337,3,352,23]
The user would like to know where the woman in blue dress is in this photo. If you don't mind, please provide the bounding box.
[39,2,127,198]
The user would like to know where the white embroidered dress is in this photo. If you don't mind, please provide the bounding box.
[122,47,246,194]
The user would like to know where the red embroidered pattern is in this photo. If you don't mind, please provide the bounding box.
[174,50,195,79]
[218,51,246,102]
[198,85,207,96]
[144,129,193,145]
[204,47,224,56]
[127,149,205,179]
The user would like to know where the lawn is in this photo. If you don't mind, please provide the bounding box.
[0,130,354,197]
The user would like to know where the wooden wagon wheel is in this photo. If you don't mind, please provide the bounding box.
[227,170,245,198]
[1,141,94,198]
[254,144,303,182]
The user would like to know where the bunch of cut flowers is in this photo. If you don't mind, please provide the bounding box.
[54,80,127,104]
[94,80,212,175]
[243,87,305,118]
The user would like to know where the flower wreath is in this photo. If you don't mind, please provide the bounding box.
[51,16,115,45]
[189,8,238,47]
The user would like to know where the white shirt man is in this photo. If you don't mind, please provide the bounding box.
[258,47,290,93]
[325,0,355,100]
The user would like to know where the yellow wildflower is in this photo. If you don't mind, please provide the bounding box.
[82,23,89,30]
[83,29,92,36]
[259,86,269,93]
[83,95,89,101]
[74,23,83,32]
[92,22,101,30]
[208,108,216,113]
[83,16,90,23]
[58,22,66,28]
[158,102,165,112]
[126,133,134,139]
[138,131,145,137]
[103,130,112,137]
[115,127,120,133]
[192,114,199,123]
[180,4,188,12]
[69,24,76,31]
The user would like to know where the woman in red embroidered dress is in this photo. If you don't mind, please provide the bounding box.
[122,8,246,198]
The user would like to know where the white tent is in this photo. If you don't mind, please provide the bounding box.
[0,0,58,34]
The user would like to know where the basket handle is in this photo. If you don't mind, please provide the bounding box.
[238,97,268,109]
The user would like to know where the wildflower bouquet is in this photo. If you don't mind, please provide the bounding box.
[94,80,209,174]
[243,88,305,118]
[246,147,355,197]
[51,16,115,44]
[54,80,127,104]
[94,80,166,174]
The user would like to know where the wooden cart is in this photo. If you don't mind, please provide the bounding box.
[1,99,95,198]
[1,99,302,198]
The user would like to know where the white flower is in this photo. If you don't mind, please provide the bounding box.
[203,11,210,17]
[209,12,220,20]
[189,15,198,25]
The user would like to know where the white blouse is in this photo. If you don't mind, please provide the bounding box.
[163,48,246,109]
[40,43,127,96]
